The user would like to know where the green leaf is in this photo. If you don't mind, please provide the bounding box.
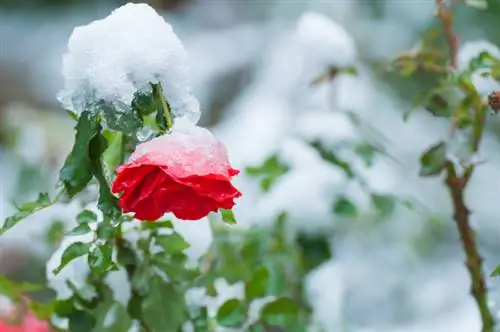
[95,302,131,332]
[67,223,92,236]
[89,131,121,220]
[131,263,151,295]
[77,210,98,224]
[53,242,90,275]
[140,220,173,230]
[152,252,199,283]
[372,194,396,217]
[54,298,76,317]
[68,311,96,332]
[296,234,332,273]
[261,297,298,327]
[192,307,209,332]
[491,266,500,277]
[355,143,377,167]
[59,111,101,198]
[426,96,452,118]
[94,285,132,332]
[342,66,358,75]
[102,131,124,177]
[1,192,53,235]
[0,275,43,299]
[156,106,168,132]
[132,90,158,116]
[310,141,354,178]
[245,155,289,192]
[141,277,186,332]
[156,233,190,254]
[46,220,65,245]
[245,266,270,300]
[333,197,358,218]
[216,298,247,328]
[221,209,237,225]
[419,142,447,177]
[66,109,79,121]
[88,243,115,275]
[116,239,137,268]
[97,100,143,135]
[96,222,115,240]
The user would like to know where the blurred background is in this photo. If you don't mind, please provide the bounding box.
[4,0,500,331]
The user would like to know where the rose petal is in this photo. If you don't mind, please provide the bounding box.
[112,164,157,193]
[157,186,219,220]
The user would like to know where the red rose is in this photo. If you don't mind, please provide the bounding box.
[112,122,242,221]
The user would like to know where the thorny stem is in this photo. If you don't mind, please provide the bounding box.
[445,161,494,332]
[435,1,495,330]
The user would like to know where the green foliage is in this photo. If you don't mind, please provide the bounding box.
[59,111,101,197]
[220,208,237,224]
[141,277,187,332]
[93,286,132,332]
[419,142,447,177]
[102,131,124,179]
[310,141,355,178]
[97,100,143,135]
[155,232,190,254]
[246,155,289,191]
[296,234,332,273]
[333,196,358,218]
[0,276,43,299]
[1,192,54,235]
[46,219,66,245]
[260,297,299,327]
[245,266,271,300]
[52,242,91,275]
[371,194,396,217]
[216,298,247,327]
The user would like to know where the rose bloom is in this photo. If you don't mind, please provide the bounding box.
[112,121,242,221]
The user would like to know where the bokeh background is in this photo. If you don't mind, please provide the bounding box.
[4,0,500,331]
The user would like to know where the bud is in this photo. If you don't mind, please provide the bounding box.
[488,91,500,112]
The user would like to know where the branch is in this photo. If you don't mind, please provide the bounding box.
[434,1,495,331]
[445,162,494,332]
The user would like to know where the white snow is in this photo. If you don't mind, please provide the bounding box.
[296,12,356,75]
[58,3,200,123]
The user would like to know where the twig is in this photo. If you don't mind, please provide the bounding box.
[434,1,495,331]
[435,0,459,69]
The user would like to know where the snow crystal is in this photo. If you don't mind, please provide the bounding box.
[58,3,200,123]
[457,40,500,96]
